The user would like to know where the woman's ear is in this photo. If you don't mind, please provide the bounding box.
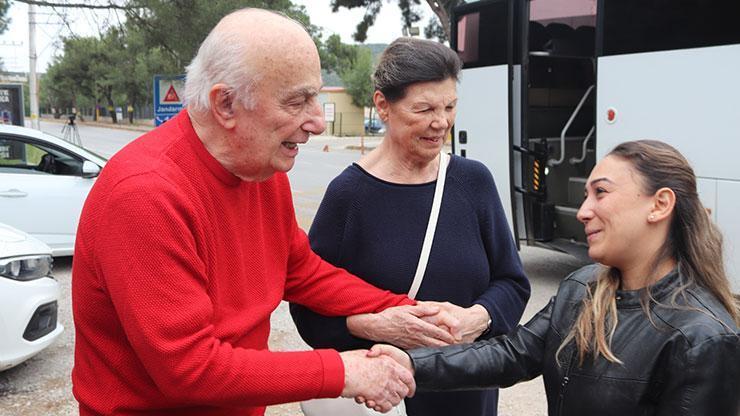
[373,90,389,122]
[209,84,237,129]
[648,187,676,223]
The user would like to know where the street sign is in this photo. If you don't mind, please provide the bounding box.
[0,84,24,126]
[323,102,335,122]
[153,74,185,126]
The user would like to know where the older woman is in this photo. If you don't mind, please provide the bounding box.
[290,38,531,416]
[372,140,740,416]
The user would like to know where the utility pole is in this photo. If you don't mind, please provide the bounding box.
[28,3,40,130]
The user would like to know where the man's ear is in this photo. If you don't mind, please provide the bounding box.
[648,187,676,223]
[209,84,237,129]
[373,90,390,122]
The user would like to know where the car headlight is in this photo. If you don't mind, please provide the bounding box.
[0,255,53,281]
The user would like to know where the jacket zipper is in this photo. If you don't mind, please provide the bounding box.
[556,349,576,416]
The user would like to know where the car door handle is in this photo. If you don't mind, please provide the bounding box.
[0,189,28,198]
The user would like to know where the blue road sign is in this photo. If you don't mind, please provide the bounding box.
[153,74,185,126]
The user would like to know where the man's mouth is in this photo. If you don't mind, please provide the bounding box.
[282,141,304,150]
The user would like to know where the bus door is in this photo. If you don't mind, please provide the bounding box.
[452,0,521,242]
[518,0,597,258]
[596,0,740,292]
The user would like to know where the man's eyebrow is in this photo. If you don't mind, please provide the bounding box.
[282,86,319,101]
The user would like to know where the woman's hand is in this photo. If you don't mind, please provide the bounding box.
[347,303,461,349]
[421,301,491,343]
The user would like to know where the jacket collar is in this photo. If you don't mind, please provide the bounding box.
[615,266,682,308]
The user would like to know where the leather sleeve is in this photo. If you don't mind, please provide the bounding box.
[656,333,740,416]
[408,297,554,391]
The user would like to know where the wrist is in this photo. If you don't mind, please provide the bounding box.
[347,313,377,340]
[470,304,491,336]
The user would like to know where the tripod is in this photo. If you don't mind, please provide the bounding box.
[61,116,82,146]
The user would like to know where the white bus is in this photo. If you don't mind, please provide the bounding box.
[451,0,740,292]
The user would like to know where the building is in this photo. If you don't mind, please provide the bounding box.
[318,86,364,136]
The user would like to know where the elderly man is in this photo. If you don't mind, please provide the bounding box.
[71,8,457,416]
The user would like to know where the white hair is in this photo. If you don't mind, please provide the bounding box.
[183,11,259,113]
[183,8,310,114]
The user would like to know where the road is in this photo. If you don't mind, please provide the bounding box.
[0,123,589,415]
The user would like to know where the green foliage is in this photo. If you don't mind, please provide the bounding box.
[339,47,373,109]
[0,0,10,35]
[39,0,315,120]
[331,0,464,42]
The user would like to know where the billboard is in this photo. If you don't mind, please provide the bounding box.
[0,84,24,126]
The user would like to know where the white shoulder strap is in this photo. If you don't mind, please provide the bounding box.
[407,151,449,299]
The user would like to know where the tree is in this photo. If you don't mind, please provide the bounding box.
[0,0,10,35]
[339,47,373,112]
[331,0,464,42]
[124,0,317,69]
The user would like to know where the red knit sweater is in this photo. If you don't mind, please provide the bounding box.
[71,111,413,415]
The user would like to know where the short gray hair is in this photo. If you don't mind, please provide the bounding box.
[373,37,462,102]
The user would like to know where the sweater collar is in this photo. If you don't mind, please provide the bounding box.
[177,110,241,187]
[615,266,682,308]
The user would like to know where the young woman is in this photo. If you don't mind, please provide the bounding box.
[371,140,740,416]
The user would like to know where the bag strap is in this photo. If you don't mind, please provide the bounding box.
[407,151,449,299]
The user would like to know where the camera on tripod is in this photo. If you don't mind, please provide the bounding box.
[67,112,77,126]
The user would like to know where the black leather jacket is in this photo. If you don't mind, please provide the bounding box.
[409,265,740,416]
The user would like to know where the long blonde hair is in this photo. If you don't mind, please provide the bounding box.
[559,140,739,366]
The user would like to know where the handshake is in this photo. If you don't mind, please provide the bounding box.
[338,301,488,412]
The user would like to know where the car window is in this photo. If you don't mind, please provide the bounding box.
[0,137,84,176]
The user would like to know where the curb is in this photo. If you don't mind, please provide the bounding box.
[41,117,154,133]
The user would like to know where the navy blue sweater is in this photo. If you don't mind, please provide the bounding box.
[291,155,531,416]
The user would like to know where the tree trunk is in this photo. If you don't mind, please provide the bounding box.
[425,0,451,41]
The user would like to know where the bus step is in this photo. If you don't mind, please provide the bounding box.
[533,238,590,263]
[554,205,585,244]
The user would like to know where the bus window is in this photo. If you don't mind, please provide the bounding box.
[530,0,596,28]
[600,0,740,56]
[453,0,509,68]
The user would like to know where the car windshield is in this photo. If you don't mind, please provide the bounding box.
[46,132,108,162]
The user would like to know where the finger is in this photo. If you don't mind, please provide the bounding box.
[355,396,366,404]
[414,320,458,344]
[365,399,377,409]
[406,302,440,317]
[367,344,384,357]
[422,312,463,341]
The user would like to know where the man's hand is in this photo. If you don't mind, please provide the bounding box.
[340,349,415,413]
[347,303,461,349]
[367,344,413,374]
[421,302,490,343]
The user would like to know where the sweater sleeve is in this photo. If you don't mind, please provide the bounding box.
[290,177,376,350]
[95,176,347,407]
[465,161,531,338]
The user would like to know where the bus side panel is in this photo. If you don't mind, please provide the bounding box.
[717,180,740,292]
[596,44,740,292]
[455,65,514,234]
[596,44,740,180]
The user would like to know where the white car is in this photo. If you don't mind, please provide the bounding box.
[0,124,107,256]
[0,222,63,371]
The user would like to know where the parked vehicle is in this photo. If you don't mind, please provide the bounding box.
[451,0,740,291]
[0,124,107,256]
[364,117,386,134]
[0,222,63,371]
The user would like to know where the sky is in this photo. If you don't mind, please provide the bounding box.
[0,1,432,73]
